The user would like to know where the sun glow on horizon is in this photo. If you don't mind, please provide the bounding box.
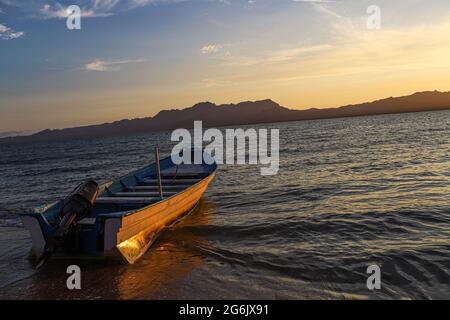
[2,0,450,131]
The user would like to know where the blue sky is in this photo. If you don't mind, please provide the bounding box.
[2,0,450,131]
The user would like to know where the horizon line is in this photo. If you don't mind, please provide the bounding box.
[3,89,450,135]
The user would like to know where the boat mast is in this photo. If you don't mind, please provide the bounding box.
[155,147,164,199]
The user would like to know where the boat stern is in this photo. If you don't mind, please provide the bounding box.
[19,214,47,261]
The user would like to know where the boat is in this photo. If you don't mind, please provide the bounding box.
[19,148,217,265]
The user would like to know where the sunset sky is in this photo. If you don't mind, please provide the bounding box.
[2,0,450,132]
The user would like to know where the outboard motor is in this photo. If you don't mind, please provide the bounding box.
[34,180,99,268]
[54,180,99,239]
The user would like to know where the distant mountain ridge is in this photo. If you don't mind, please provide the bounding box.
[2,90,450,144]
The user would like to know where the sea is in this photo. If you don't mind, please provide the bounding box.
[0,110,449,299]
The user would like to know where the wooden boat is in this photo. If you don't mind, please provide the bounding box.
[19,149,217,264]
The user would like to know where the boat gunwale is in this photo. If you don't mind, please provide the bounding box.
[97,170,216,218]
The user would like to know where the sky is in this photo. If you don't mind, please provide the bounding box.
[1,0,450,132]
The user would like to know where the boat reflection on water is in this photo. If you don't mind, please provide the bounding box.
[6,199,215,300]
[114,199,215,299]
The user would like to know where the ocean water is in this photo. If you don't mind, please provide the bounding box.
[0,111,449,300]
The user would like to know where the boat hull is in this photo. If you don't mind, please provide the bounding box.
[107,173,215,263]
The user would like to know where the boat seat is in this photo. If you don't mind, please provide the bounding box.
[96,197,160,204]
[161,173,201,178]
[160,164,210,176]
[140,178,201,184]
[131,185,191,191]
[112,192,178,197]
[78,218,96,225]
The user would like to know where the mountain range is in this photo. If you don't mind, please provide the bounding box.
[2,90,450,144]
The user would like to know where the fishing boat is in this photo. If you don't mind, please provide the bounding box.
[19,148,217,265]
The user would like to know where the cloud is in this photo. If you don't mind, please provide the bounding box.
[0,1,118,18]
[263,44,334,64]
[223,44,333,66]
[128,0,192,9]
[201,44,222,54]
[1,0,132,19]
[292,0,336,3]
[39,4,71,19]
[1,0,225,20]
[220,7,450,87]
[0,23,24,40]
[40,1,120,19]
[84,58,146,72]
[130,0,152,7]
